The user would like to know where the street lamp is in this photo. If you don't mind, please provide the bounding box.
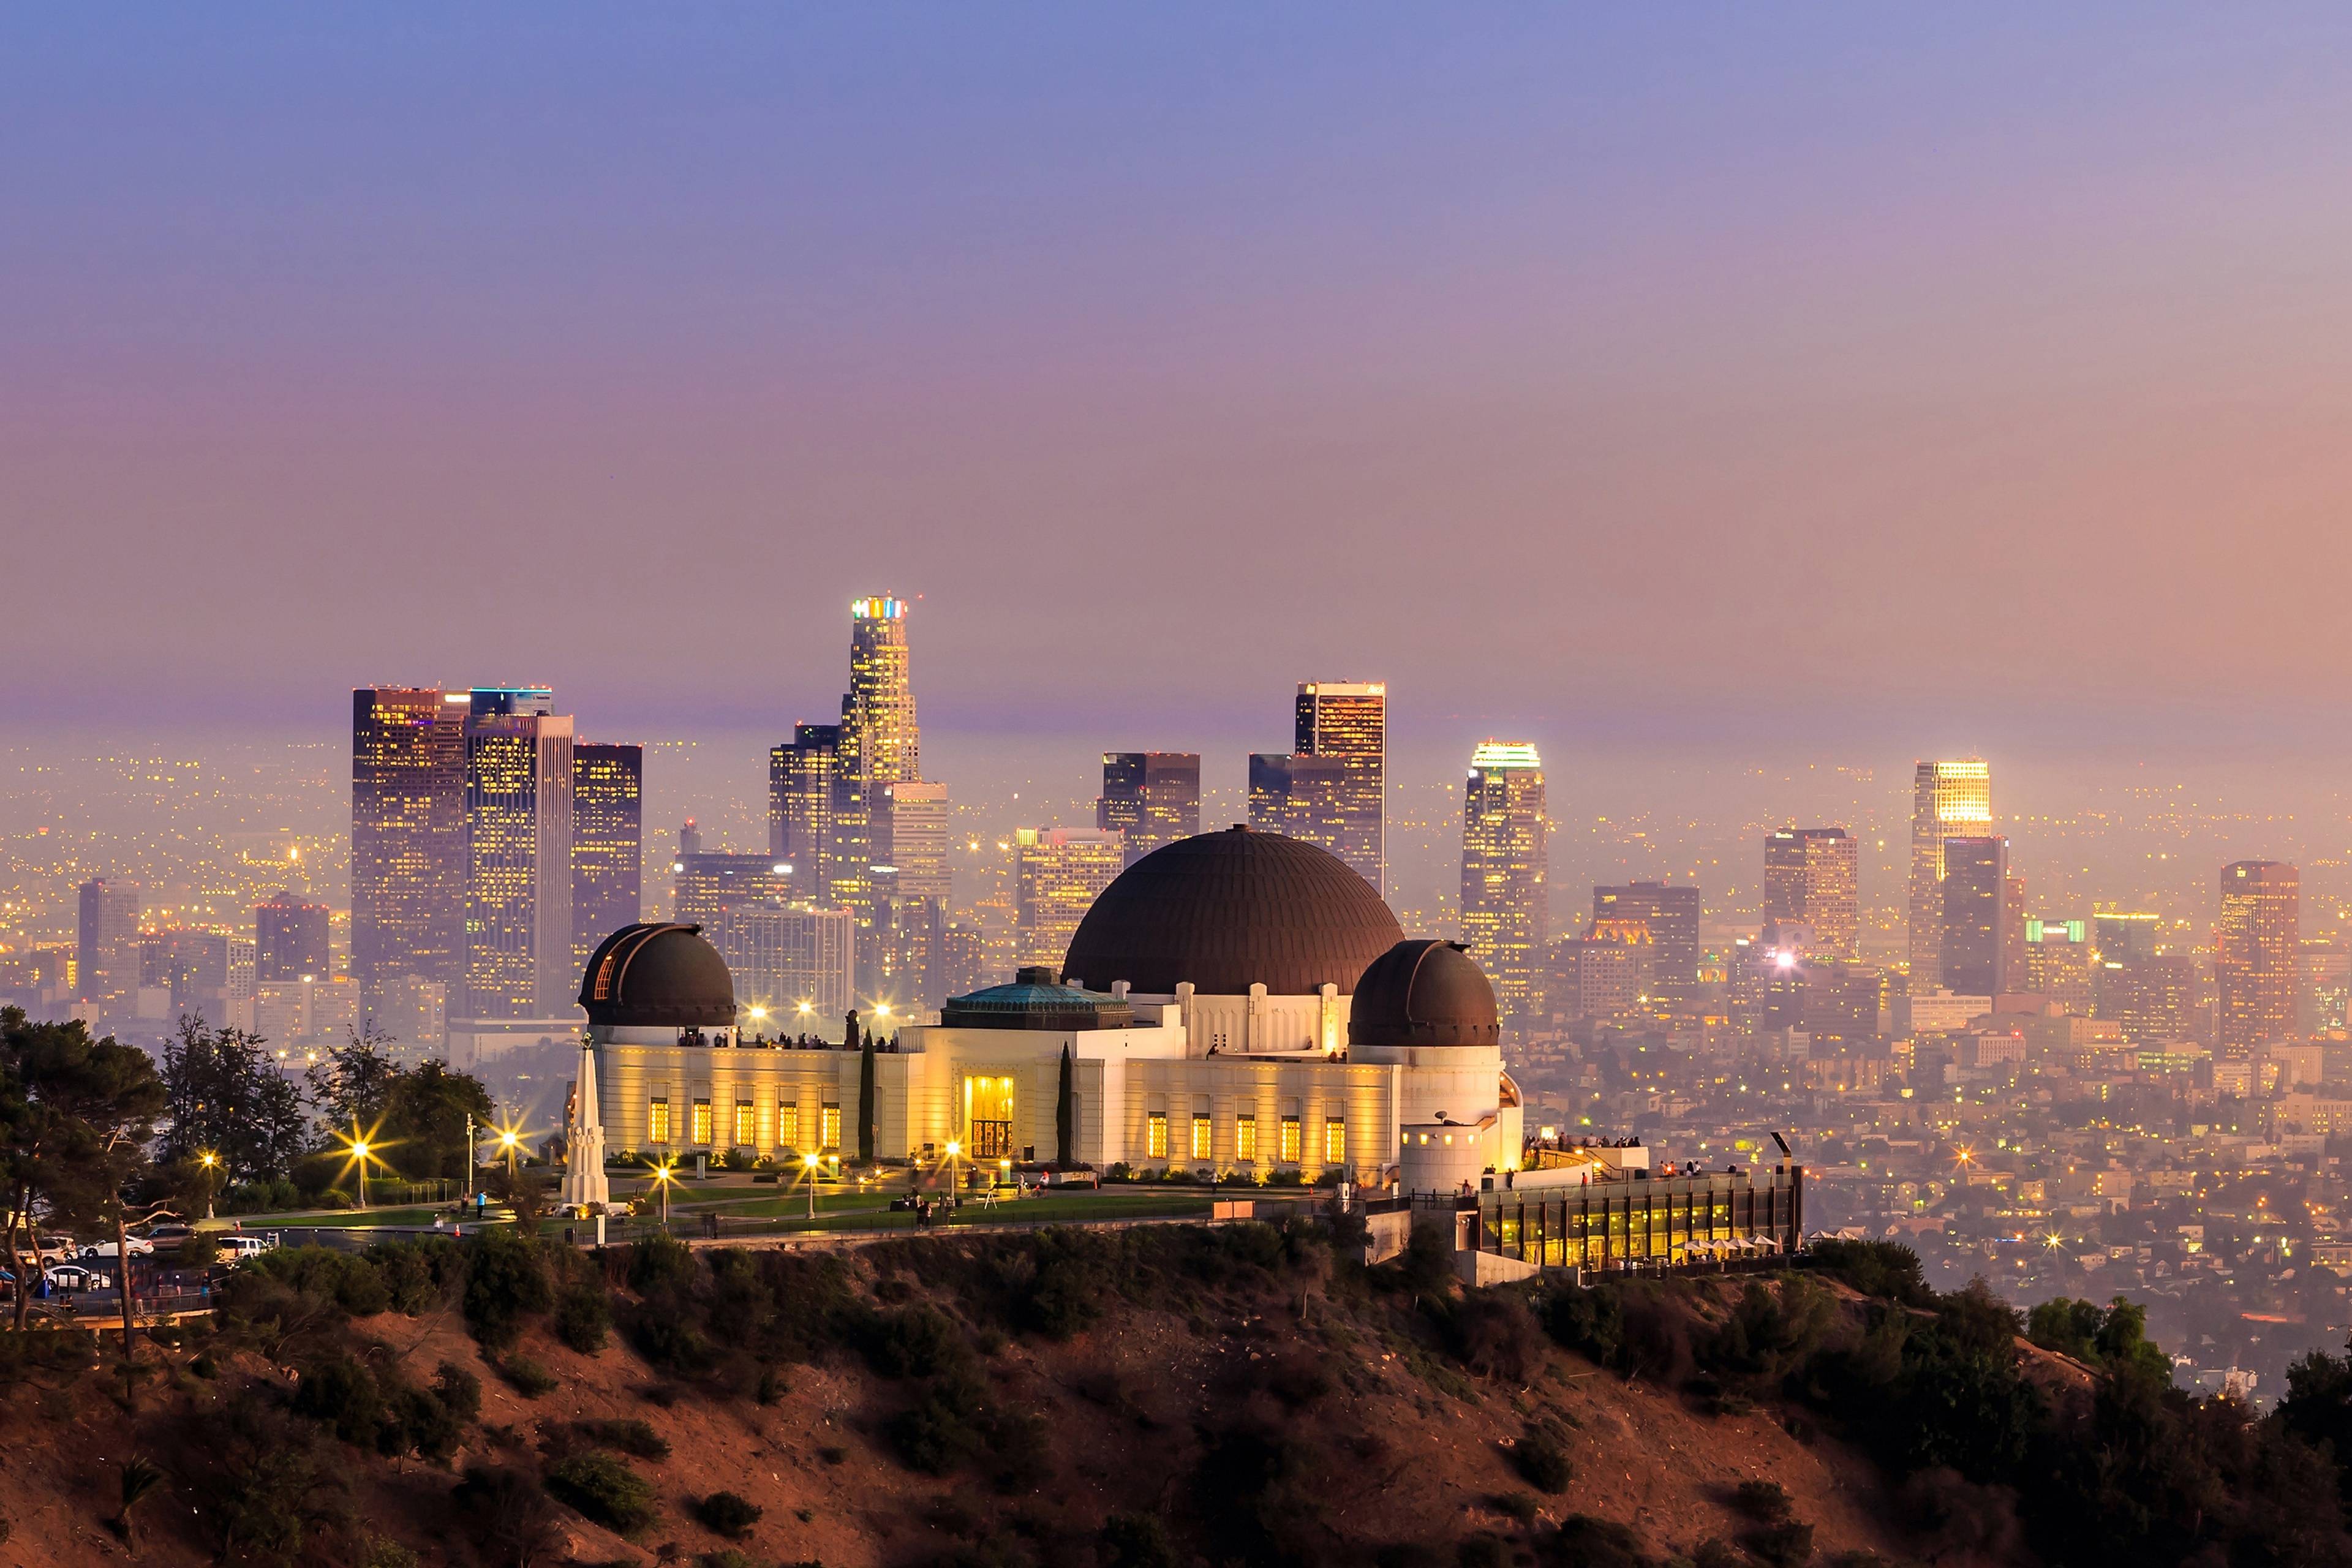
[802,1150,820,1219]
[198,1150,219,1221]
[499,1128,522,1179]
[944,1139,962,1205]
[649,1159,676,1225]
[352,1140,372,1210]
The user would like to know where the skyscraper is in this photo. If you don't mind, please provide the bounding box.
[2023,918,2096,1014]
[767,722,840,881]
[2217,860,2299,1057]
[1908,758,1992,986]
[1291,682,1385,892]
[462,688,575,1018]
[1098,753,1202,864]
[843,596,919,786]
[572,742,644,961]
[1248,752,1348,842]
[671,853,799,927]
[1938,835,2008,995]
[254,893,332,982]
[351,687,467,1006]
[75,878,142,1005]
[877,779,952,1007]
[1013,828,1125,970]
[709,900,856,1030]
[1460,742,1548,1020]
[1762,827,1859,960]
[1593,883,1702,990]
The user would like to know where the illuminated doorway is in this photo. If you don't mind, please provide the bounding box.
[963,1074,1016,1159]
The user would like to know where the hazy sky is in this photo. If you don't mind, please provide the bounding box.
[9,6,2352,760]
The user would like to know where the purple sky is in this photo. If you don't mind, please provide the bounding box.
[9,6,2352,759]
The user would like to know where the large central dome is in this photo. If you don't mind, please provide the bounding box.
[1062,826,1404,997]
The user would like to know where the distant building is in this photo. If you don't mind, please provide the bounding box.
[767,723,840,882]
[709,900,856,1032]
[2304,940,2352,1035]
[571,742,644,963]
[1593,883,1700,990]
[350,687,468,1006]
[672,853,798,927]
[2024,918,2097,1014]
[1550,921,1654,1022]
[1908,758,1992,986]
[2098,954,2199,1042]
[254,893,331,982]
[1013,828,1125,970]
[75,877,142,1005]
[373,973,448,1061]
[1098,753,1202,864]
[1249,684,1385,892]
[2093,910,2163,963]
[1459,742,1548,1020]
[877,779,952,1008]
[462,689,575,1018]
[1763,827,1858,960]
[139,928,256,1028]
[255,975,361,1052]
[1939,836,2010,995]
[2217,860,2299,1057]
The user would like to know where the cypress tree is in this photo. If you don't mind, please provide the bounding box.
[856,1016,877,1165]
[1055,1042,1075,1169]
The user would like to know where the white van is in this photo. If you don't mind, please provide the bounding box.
[220,1235,278,1263]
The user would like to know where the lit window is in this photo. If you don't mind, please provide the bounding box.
[649,1099,671,1144]
[734,1101,756,1147]
[692,1099,714,1147]
[1147,1111,1169,1160]
[1191,1114,1212,1161]
[1236,1115,1258,1161]
[1280,1115,1302,1163]
[821,1103,842,1151]
[778,1101,800,1150]
[1325,1118,1346,1165]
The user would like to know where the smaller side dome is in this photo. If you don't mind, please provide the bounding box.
[579,922,736,1028]
[1348,940,1500,1048]
[940,968,1136,1033]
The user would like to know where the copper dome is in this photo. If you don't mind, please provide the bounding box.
[578,922,736,1028]
[1348,939,1500,1048]
[1061,826,1403,997]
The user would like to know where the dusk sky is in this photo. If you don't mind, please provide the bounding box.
[10,6,2352,759]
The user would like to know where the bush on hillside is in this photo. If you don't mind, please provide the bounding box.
[1512,1430,1572,1494]
[576,1417,669,1459]
[543,1452,658,1536]
[462,1231,552,1349]
[693,1490,763,1538]
[553,1278,611,1352]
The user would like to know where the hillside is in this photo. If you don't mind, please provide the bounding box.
[0,1223,2335,1568]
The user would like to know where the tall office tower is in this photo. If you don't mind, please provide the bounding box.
[1762,827,1859,960]
[678,819,703,858]
[1938,835,2008,995]
[1013,828,1125,970]
[1248,752,1348,841]
[2217,860,2300,1057]
[804,597,925,990]
[2002,876,2029,994]
[1907,758,1992,987]
[1292,681,1385,892]
[2098,954,2198,1041]
[1460,742,1549,1020]
[1592,883,1701,989]
[75,878,142,1001]
[254,894,332,981]
[876,779,952,1006]
[2303,940,2352,1035]
[351,687,468,1005]
[462,688,576,1018]
[2023,918,2097,1014]
[2093,911,2163,963]
[767,722,840,881]
[571,742,644,961]
[671,853,799,927]
[843,595,920,785]
[710,900,857,1030]
[1098,753,1202,864]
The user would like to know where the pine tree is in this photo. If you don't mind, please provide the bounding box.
[1055,1042,1075,1169]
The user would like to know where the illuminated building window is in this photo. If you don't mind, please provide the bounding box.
[648,1099,671,1145]
[777,1101,800,1150]
[692,1099,714,1147]
[1324,1118,1346,1166]
[1191,1114,1212,1162]
[1236,1115,1258,1162]
[965,1074,1016,1160]
[1279,1115,1302,1164]
[734,1101,756,1148]
[1146,1112,1169,1161]
[821,1104,842,1151]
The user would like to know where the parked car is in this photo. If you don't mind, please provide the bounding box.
[34,1235,77,1265]
[44,1264,111,1293]
[79,1237,154,1261]
[219,1235,277,1263]
[146,1224,194,1245]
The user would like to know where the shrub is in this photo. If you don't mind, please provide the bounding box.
[434,1362,481,1422]
[859,1305,968,1379]
[1488,1493,1539,1525]
[1733,1480,1793,1523]
[553,1279,611,1353]
[177,1232,222,1268]
[1457,1537,1509,1568]
[453,1466,562,1567]
[462,1231,552,1350]
[249,1248,393,1317]
[625,1312,718,1377]
[627,1232,696,1295]
[693,1490,763,1539]
[1099,1512,1178,1568]
[1512,1431,1572,1494]
[577,1417,670,1459]
[495,1355,557,1398]
[543,1452,658,1536]
[1744,1520,1815,1568]
[293,1358,385,1449]
[1807,1240,1932,1306]
[1549,1515,1647,1568]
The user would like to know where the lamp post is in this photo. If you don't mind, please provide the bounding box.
[651,1161,673,1226]
[198,1150,219,1221]
[352,1139,372,1211]
[499,1128,521,1180]
[802,1150,820,1219]
[944,1139,962,1208]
